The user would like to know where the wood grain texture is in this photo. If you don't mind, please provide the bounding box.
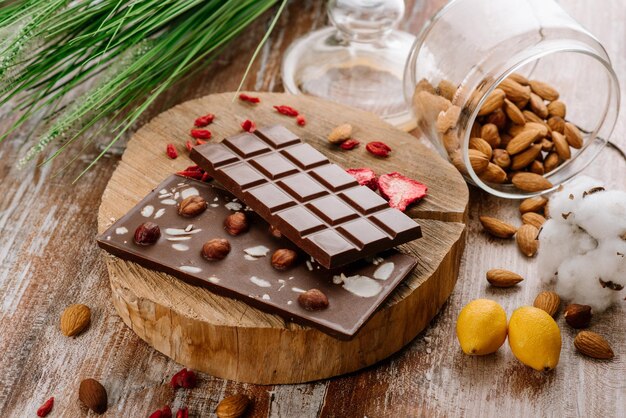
[1,0,625,416]
[98,92,467,384]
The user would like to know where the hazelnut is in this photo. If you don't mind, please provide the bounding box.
[201,238,231,261]
[224,212,248,236]
[269,225,282,239]
[564,304,592,328]
[134,222,160,245]
[271,249,297,270]
[298,289,329,311]
[178,195,207,217]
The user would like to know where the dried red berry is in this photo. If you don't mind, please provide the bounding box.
[170,368,197,389]
[296,114,306,126]
[166,143,178,159]
[149,405,172,418]
[176,166,204,180]
[185,140,193,152]
[346,168,378,191]
[273,105,299,117]
[194,113,215,127]
[190,129,212,140]
[176,408,189,418]
[241,119,257,133]
[37,397,54,417]
[134,222,161,245]
[366,141,391,157]
[340,139,360,150]
[239,93,261,104]
[378,172,428,212]
[201,172,212,182]
[196,139,207,145]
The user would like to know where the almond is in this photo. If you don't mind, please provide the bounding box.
[503,98,525,124]
[469,137,493,160]
[522,212,546,229]
[524,122,549,138]
[506,129,542,155]
[498,78,531,106]
[443,131,460,153]
[437,79,457,101]
[507,73,529,85]
[528,92,549,119]
[327,123,352,144]
[516,224,539,256]
[479,216,517,238]
[530,160,545,175]
[511,144,542,170]
[533,291,560,316]
[523,109,546,125]
[547,100,566,118]
[529,80,560,101]
[540,138,554,152]
[574,331,614,359]
[564,122,583,149]
[480,123,501,148]
[478,88,505,116]
[519,196,548,214]
[547,116,565,134]
[470,121,482,138]
[487,109,507,130]
[79,378,108,414]
[436,105,461,133]
[486,269,524,287]
[492,149,511,169]
[564,304,592,328]
[60,304,91,337]
[512,172,553,192]
[478,163,507,184]
[216,394,251,418]
[552,131,571,160]
[544,152,560,172]
[468,149,490,174]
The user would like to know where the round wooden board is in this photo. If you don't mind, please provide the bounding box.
[97,92,469,384]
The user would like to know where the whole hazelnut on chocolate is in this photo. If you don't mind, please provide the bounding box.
[224,212,248,236]
[271,249,297,270]
[201,238,231,261]
[298,289,329,311]
[178,195,207,218]
[564,304,592,328]
[134,222,160,245]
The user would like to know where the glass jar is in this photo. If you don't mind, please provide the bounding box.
[403,0,620,198]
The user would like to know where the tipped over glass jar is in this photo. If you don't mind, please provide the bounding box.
[404,0,620,198]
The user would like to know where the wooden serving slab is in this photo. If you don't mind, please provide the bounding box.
[97,92,468,384]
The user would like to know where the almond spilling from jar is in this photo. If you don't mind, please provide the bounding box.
[486,269,524,287]
[479,216,517,238]
[516,224,539,256]
[512,172,553,192]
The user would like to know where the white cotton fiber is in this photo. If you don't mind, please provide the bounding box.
[537,176,626,311]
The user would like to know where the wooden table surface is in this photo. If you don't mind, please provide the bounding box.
[1,1,625,417]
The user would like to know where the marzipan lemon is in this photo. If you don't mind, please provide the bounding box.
[508,306,561,371]
[456,299,507,355]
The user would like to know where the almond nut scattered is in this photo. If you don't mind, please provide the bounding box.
[327,123,353,144]
[521,212,546,229]
[178,195,208,217]
[271,249,297,270]
[511,172,553,192]
[224,212,248,236]
[479,216,517,238]
[519,196,548,214]
[216,394,251,418]
[563,304,592,328]
[574,331,614,359]
[60,304,91,337]
[79,378,108,414]
[486,269,524,287]
[516,224,539,257]
[533,291,560,317]
[298,289,329,311]
[201,238,231,261]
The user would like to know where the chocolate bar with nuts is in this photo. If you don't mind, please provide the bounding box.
[190,125,422,269]
[97,175,417,340]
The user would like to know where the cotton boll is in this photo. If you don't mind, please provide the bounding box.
[537,220,595,282]
[555,256,619,311]
[549,176,604,218]
[575,191,626,240]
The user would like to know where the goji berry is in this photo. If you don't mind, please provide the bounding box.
[166,143,178,159]
[194,113,215,127]
[340,139,360,150]
[201,172,212,182]
[190,129,211,140]
[170,368,197,389]
[346,168,378,190]
[185,140,193,152]
[378,172,428,212]
[36,397,54,417]
[366,141,391,157]
[273,105,299,117]
[196,139,207,145]
[241,119,256,133]
[177,167,204,180]
[176,408,189,418]
[239,93,261,104]
[149,405,172,418]
[296,114,306,126]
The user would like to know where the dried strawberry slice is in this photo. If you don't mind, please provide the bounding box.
[366,141,391,157]
[378,172,427,212]
[346,168,378,191]
[340,139,360,150]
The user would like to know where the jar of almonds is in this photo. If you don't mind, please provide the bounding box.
[403,0,620,198]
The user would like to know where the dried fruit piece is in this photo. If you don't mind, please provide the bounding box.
[346,168,377,190]
[170,368,197,389]
[190,129,212,140]
[202,238,231,261]
[298,289,330,311]
[533,291,560,316]
[574,331,614,359]
[328,123,352,144]
[166,144,178,159]
[185,140,193,152]
[176,408,189,418]
[224,212,248,236]
[378,172,428,212]
[516,224,539,257]
[486,269,524,287]
[271,249,297,270]
[134,222,161,245]
[564,304,592,328]
[366,141,391,157]
[296,114,306,126]
[339,139,360,150]
[196,139,207,145]
[241,119,256,133]
[216,394,250,418]
[239,93,260,104]
[479,216,517,238]
[194,113,215,127]
[273,105,299,117]
[178,195,208,218]
[79,378,108,414]
[511,172,553,192]
[149,405,173,418]
[60,304,91,337]
[37,397,54,417]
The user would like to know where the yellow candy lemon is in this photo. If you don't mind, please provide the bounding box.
[456,299,508,355]
[508,306,561,371]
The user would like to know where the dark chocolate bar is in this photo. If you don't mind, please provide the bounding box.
[97,175,417,340]
[190,125,422,268]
